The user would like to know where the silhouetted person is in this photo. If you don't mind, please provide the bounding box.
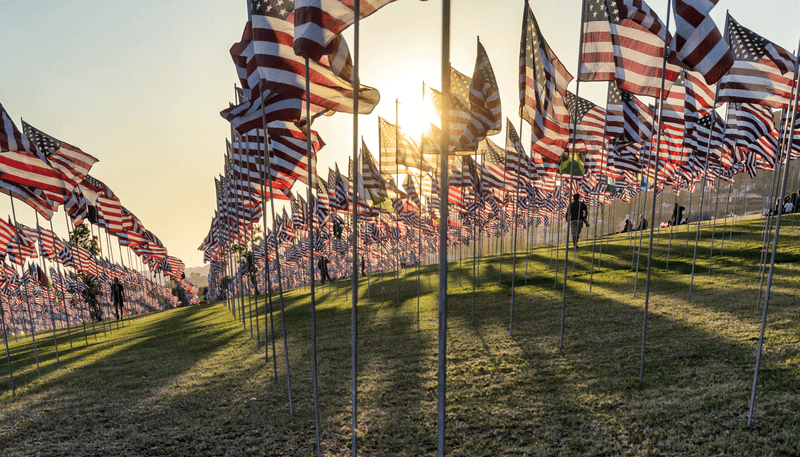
[111,277,125,319]
[671,203,685,225]
[621,219,632,233]
[565,193,588,249]
[636,215,648,231]
[360,256,366,276]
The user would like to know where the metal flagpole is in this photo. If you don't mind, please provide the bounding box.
[640,2,671,381]
[559,0,588,351]
[748,39,800,426]
[33,213,61,362]
[589,89,613,292]
[257,79,293,415]
[350,6,361,454]
[257,126,278,381]
[688,13,731,300]
[437,1,451,454]
[64,211,94,343]
[9,197,41,376]
[298,50,322,455]
[509,118,524,336]
[0,291,13,395]
[49,219,74,351]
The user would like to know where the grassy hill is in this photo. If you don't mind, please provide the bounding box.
[1,217,799,455]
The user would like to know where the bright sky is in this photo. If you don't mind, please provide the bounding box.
[1,0,798,269]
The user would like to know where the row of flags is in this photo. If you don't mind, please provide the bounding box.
[202,0,800,301]
[0,101,197,332]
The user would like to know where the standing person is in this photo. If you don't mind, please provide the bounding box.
[360,256,366,276]
[671,203,685,225]
[111,277,125,319]
[565,193,588,249]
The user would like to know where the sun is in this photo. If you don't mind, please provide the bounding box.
[397,97,439,144]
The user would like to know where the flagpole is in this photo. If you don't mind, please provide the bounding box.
[640,0,672,382]
[302,56,322,455]
[748,37,800,426]
[9,197,41,376]
[509,118,524,336]
[51,218,77,349]
[257,80,294,415]
[558,0,589,352]
[350,6,361,454]
[0,275,15,395]
[687,12,738,300]
[33,213,62,362]
[437,1,451,454]
[64,211,94,343]
[589,88,613,292]
[257,133,278,382]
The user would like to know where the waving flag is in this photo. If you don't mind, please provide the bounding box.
[718,14,798,109]
[0,103,68,198]
[671,0,733,84]
[293,0,400,61]
[457,39,502,151]
[520,4,573,161]
[21,122,99,189]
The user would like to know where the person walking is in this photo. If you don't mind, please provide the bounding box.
[565,193,588,249]
[111,277,125,319]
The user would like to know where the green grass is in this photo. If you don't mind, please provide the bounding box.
[2,216,800,455]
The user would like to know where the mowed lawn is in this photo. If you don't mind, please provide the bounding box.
[1,217,800,456]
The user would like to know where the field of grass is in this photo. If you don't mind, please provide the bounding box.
[1,216,800,456]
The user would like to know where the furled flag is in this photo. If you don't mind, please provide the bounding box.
[718,14,798,109]
[456,38,502,151]
[519,4,573,162]
[293,0,400,61]
[671,0,733,84]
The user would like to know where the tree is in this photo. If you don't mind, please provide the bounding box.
[70,223,104,321]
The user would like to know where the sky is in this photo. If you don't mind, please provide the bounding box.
[1,0,799,269]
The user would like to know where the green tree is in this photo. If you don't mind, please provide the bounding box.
[70,223,103,321]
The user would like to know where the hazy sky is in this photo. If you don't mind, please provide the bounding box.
[1,0,798,268]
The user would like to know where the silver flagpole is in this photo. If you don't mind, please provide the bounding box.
[559,0,588,352]
[438,1,450,454]
[351,2,360,455]
[640,0,671,382]
[304,56,322,457]
[9,197,41,376]
[257,79,293,414]
[509,119,523,336]
[748,37,800,427]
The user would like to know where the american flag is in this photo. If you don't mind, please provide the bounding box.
[36,224,58,262]
[403,174,422,209]
[457,39,502,151]
[293,0,400,61]
[82,175,124,234]
[519,5,573,162]
[566,91,606,154]
[479,138,507,192]
[612,0,682,98]
[579,0,680,98]
[0,218,15,264]
[0,104,67,200]
[718,14,797,109]
[223,0,380,134]
[727,103,776,153]
[21,121,99,191]
[504,119,527,184]
[267,120,323,188]
[606,81,653,144]
[672,0,733,85]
